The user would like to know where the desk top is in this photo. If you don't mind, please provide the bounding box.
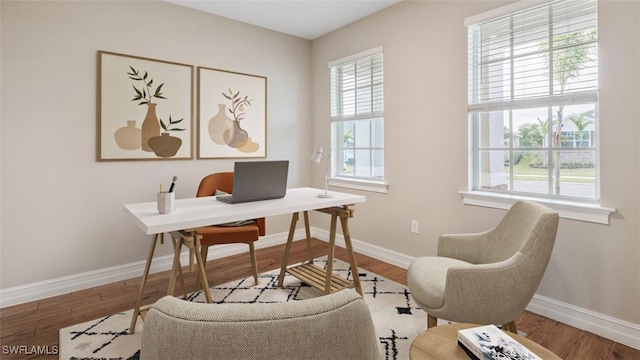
[124,187,366,235]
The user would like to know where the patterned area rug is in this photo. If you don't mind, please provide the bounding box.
[59,257,428,360]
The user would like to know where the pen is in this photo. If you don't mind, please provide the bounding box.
[169,176,177,193]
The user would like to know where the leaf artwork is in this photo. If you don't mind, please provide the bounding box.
[160,115,185,133]
[127,66,166,105]
[222,88,252,122]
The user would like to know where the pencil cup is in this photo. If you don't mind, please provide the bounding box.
[157,192,175,214]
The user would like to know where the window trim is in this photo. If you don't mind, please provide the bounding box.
[328,46,383,68]
[460,190,615,224]
[464,0,550,27]
[328,177,388,194]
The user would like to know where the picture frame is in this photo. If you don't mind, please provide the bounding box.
[198,67,267,159]
[98,51,194,161]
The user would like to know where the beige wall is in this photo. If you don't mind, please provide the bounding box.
[0,1,311,287]
[311,0,639,326]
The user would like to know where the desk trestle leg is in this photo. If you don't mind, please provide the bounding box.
[169,231,213,303]
[130,233,159,334]
[194,236,212,303]
[340,214,362,295]
[303,211,314,263]
[278,205,363,296]
[168,237,187,300]
[277,212,299,287]
[324,212,338,293]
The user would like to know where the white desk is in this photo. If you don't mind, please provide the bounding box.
[124,187,366,333]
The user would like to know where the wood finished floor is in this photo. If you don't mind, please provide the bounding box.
[0,238,638,359]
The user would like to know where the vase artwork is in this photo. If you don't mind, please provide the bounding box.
[98,51,193,161]
[225,119,249,148]
[208,104,233,145]
[207,89,260,153]
[197,67,266,159]
[114,120,141,150]
[140,103,160,152]
[112,65,185,157]
[148,133,182,157]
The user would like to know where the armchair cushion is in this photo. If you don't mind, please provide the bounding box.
[408,256,472,308]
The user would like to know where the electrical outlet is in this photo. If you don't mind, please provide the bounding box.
[411,220,419,234]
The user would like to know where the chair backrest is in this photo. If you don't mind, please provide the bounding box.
[140,289,382,360]
[483,200,559,264]
[196,172,234,197]
[196,172,265,235]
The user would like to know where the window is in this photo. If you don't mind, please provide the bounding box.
[466,0,599,203]
[329,47,385,190]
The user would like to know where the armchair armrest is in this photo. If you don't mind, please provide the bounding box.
[438,228,496,264]
[441,252,538,325]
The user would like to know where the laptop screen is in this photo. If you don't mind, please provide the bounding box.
[226,160,289,203]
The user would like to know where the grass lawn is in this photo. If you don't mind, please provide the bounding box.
[506,155,595,184]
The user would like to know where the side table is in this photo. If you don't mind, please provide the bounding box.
[410,323,561,359]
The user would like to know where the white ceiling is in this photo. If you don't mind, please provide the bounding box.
[164,0,402,40]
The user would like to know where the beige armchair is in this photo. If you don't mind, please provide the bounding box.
[140,289,382,360]
[407,201,559,332]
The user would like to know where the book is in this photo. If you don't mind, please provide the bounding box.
[457,324,542,360]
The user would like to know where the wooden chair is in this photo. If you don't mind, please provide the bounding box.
[195,172,265,285]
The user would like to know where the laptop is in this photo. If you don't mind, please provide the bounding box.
[216,160,289,204]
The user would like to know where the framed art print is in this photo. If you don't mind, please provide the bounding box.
[98,51,194,161]
[198,67,267,159]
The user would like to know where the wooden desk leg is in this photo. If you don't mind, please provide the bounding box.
[277,212,299,287]
[168,236,187,299]
[324,212,338,294]
[130,233,159,334]
[340,215,363,295]
[194,236,212,303]
[177,258,187,300]
[167,237,179,296]
[189,246,195,272]
[303,211,314,264]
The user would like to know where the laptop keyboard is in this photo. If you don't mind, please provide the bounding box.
[216,194,233,203]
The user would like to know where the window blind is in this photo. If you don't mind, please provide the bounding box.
[467,0,598,112]
[330,49,384,122]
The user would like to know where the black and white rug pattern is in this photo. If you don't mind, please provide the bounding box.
[59,257,428,360]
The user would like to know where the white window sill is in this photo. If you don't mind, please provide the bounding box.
[328,177,388,194]
[459,191,615,225]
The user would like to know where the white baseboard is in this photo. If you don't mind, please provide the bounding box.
[310,227,414,269]
[526,294,640,350]
[1,227,638,350]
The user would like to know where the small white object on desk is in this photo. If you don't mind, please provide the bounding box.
[310,145,333,198]
[157,192,175,214]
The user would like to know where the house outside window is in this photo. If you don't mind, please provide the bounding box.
[466,0,599,202]
[329,47,386,193]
